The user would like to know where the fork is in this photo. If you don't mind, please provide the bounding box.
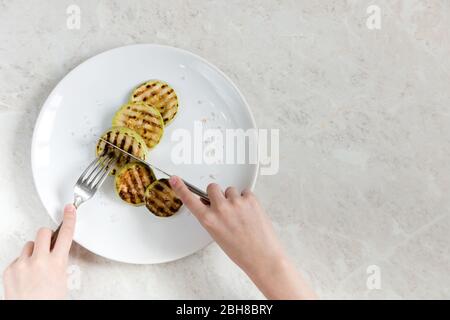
[49,155,118,248]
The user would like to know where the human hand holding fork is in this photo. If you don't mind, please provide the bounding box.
[49,155,118,248]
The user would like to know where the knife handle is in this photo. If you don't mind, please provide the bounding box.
[182,179,210,205]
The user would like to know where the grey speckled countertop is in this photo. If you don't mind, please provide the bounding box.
[0,0,449,299]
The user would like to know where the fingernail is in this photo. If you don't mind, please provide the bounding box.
[64,204,76,214]
[169,176,178,187]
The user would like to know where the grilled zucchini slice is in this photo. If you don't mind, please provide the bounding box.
[130,80,179,125]
[112,102,164,149]
[144,179,183,217]
[96,126,148,175]
[114,163,156,206]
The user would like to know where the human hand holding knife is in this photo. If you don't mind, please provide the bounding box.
[99,137,210,204]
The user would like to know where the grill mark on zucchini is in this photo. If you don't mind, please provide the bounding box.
[121,115,162,132]
[144,179,182,217]
[141,119,162,129]
[96,127,148,176]
[130,171,141,204]
[119,134,126,150]
[115,163,155,206]
[161,179,170,187]
[112,131,120,150]
[124,173,137,204]
[98,142,106,157]
[126,169,137,203]
[128,107,159,118]
[112,102,164,149]
[126,142,133,155]
[138,166,151,188]
[130,80,179,126]
[131,167,145,200]
[151,189,169,205]
[147,193,180,215]
[125,109,162,128]
[105,132,112,155]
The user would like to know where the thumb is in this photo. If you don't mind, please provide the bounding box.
[169,176,207,218]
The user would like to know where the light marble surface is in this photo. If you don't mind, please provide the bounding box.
[1,0,449,299]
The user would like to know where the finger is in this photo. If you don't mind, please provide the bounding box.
[225,187,239,199]
[19,241,34,259]
[207,183,226,205]
[33,228,53,256]
[53,204,77,257]
[241,188,254,198]
[169,176,208,218]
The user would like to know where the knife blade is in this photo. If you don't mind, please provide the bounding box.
[99,137,171,177]
[99,137,210,204]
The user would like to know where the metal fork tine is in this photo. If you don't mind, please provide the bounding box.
[89,156,116,188]
[93,157,118,190]
[76,157,101,186]
[83,155,108,185]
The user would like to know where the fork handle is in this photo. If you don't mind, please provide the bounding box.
[50,223,62,249]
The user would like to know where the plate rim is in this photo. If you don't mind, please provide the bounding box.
[31,43,259,264]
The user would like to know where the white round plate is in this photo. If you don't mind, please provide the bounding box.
[32,44,258,264]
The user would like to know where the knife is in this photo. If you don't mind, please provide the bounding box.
[99,137,210,204]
